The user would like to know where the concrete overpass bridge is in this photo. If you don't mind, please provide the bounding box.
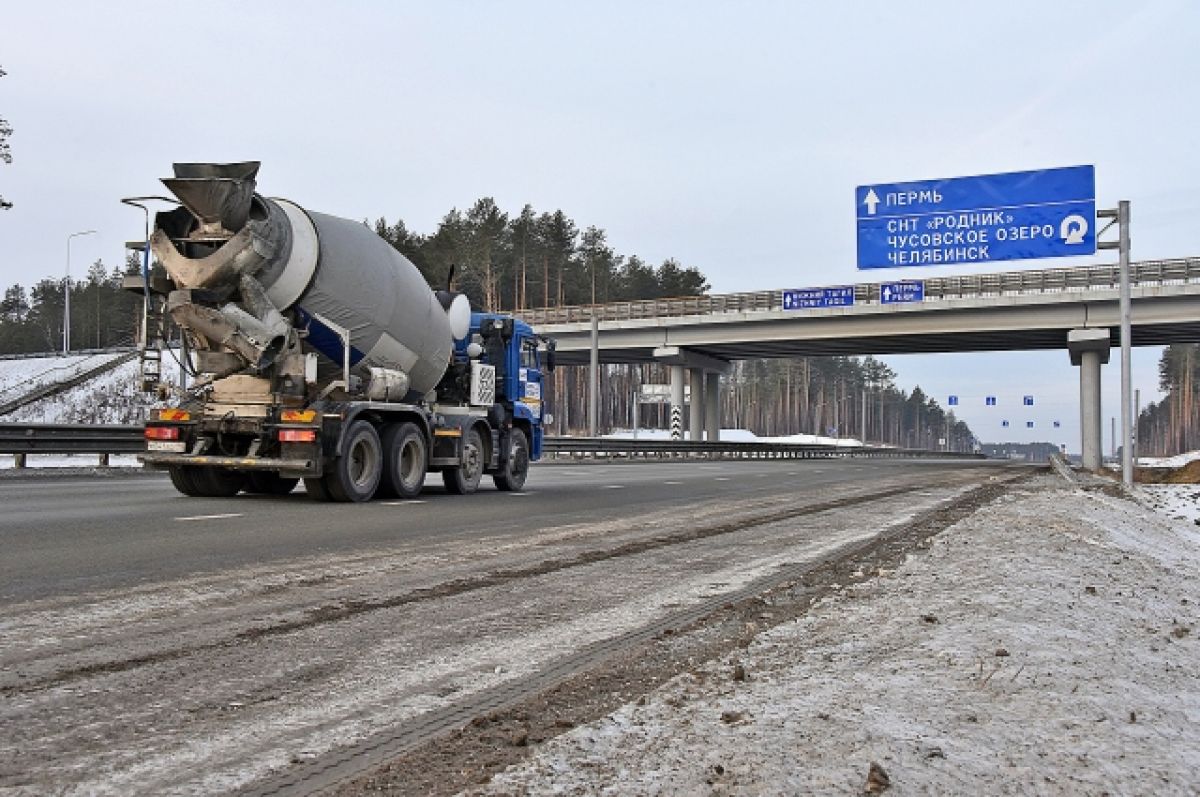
[516,257,1200,453]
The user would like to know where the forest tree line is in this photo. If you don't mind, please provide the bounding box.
[1138,343,1200,456]
[0,198,976,448]
[373,198,708,311]
[549,357,976,450]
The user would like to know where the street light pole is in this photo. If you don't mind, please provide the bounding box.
[64,229,97,353]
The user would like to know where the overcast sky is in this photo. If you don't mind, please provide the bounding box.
[1,1,1197,449]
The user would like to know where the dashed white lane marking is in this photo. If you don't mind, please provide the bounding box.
[714,477,731,481]
[664,480,683,485]
[603,484,625,489]
[506,492,530,497]
[381,500,427,506]
[174,513,243,522]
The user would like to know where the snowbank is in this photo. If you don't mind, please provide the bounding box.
[479,476,1200,795]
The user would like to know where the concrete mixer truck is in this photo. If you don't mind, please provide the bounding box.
[130,162,555,502]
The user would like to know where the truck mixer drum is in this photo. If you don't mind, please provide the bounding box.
[151,161,459,401]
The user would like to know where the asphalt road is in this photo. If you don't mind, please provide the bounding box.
[0,458,1007,603]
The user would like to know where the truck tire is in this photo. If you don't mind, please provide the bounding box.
[493,428,530,492]
[168,465,204,496]
[380,422,427,499]
[245,472,299,495]
[323,420,383,502]
[190,467,246,497]
[442,427,484,495]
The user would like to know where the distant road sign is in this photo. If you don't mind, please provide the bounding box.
[985,396,997,406]
[856,165,1096,269]
[783,286,855,310]
[639,384,689,403]
[1002,420,1010,428]
[948,395,959,406]
[881,281,924,304]
[1023,395,1035,406]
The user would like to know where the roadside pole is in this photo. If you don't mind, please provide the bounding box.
[589,314,599,437]
[1099,201,1132,488]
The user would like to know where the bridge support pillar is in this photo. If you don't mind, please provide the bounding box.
[1068,329,1110,471]
[670,365,685,440]
[689,368,705,441]
[705,372,721,442]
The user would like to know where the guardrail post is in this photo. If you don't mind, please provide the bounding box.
[14,452,26,468]
[99,453,110,467]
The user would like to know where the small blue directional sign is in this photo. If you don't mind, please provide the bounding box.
[948,395,959,406]
[1026,421,1035,428]
[880,281,924,304]
[783,286,855,310]
[1002,420,1010,428]
[856,165,1096,269]
[1053,420,1061,428]
[985,396,997,406]
[1023,395,1035,406]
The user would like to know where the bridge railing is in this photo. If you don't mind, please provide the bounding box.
[0,423,982,468]
[518,257,1200,325]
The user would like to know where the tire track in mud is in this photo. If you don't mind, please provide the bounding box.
[4,479,956,697]
[243,472,1029,797]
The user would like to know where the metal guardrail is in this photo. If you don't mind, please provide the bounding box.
[517,257,1200,325]
[544,437,981,460]
[0,423,146,467]
[0,424,980,466]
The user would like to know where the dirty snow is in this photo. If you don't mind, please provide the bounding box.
[479,475,1200,795]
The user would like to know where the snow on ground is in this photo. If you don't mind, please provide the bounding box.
[0,349,183,427]
[1139,451,1200,469]
[0,352,127,403]
[478,474,1200,796]
[1141,484,1200,526]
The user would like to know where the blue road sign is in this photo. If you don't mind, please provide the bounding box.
[1002,420,1010,428]
[856,165,1096,269]
[783,286,855,310]
[880,281,924,304]
[1023,395,1035,406]
[948,395,959,406]
[1053,420,1061,428]
[985,396,997,406]
[1026,421,1035,428]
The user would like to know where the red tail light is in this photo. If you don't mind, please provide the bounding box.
[279,429,318,443]
[145,426,180,441]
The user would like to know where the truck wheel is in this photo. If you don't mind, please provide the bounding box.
[323,420,383,502]
[380,422,427,499]
[190,467,246,497]
[245,472,299,495]
[493,428,530,492]
[442,427,484,495]
[168,465,203,496]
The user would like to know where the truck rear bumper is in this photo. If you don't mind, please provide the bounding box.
[140,452,319,477]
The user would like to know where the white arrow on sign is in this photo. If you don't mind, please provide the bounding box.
[882,286,892,301]
[863,188,880,216]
